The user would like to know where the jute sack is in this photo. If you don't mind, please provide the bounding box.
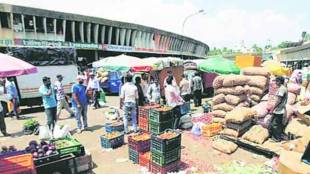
[288,92,297,105]
[212,117,226,124]
[225,107,257,123]
[252,101,269,118]
[213,76,225,89]
[237,101,250,107]
[212,94,225,105]
[243,67,270,77]
[242,125,269,144]
[215,86,246,95]
[220,128,239,137]
[222,75,249,87]
[250,94,261,103]
[212,110,227,118]
[284,118,309,137]
[225,94,246,105]
[248,76,268,89]
[249,86,265,96]
[212,139,238,154]
[213,103,235,112]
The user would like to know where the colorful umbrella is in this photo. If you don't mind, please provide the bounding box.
[198,56,240,74]
[0,53,38,77]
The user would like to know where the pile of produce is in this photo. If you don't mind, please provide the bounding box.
[25,140,57,159]
[23,119,39,135]
[154,106,174,112]
[101,131,122,139]
[158,131,178,139]
[1,145,17,154]
[131,133,151,141]
[96,68,109,83]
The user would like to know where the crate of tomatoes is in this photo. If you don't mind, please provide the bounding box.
[139,152,150,169]
[149,106,174,123]
[100,131,124,149]
[138,104,160,119]
[128,132,151,153]
[151,130,181,153]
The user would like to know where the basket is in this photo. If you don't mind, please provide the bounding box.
[138,104,160,119]
[128,133,151,153]
[180,102,191,115]
[149,107,174,122]
[226,119,252,131]
[33,151,60,165]
[128,148,139,164]
[100,133,124,149]
[139,152,150,169]
[0,153,36,174]
[151,147,181,166]
[151,131,181,153]
[138,117,149,132]
[51,136,85,156]
[104,122,124,133]
[201,123,223,137]
[150,160,179,174]
[149,119,174,135]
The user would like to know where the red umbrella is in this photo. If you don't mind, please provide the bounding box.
[0,53,38,77]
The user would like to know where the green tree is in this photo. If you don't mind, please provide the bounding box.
[251,44,263,55]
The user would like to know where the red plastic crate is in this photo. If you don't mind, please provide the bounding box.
[150,160,179,174]
[0,153,36,174]
[138,104,161,119]
[128,133,151,153]
[139,152,150,169]
[139,117,149,132]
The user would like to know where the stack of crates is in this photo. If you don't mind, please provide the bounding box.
[150,131,182,174]
[138,104,160,132]
[149,106,175,135]
[128,132,151,164]
[0,153,36,174]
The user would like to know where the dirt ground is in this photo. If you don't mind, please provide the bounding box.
[0,96,269,173]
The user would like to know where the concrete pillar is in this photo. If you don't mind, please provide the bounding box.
[172,38,177,51]
[120,28,126,46]
[10,13,13,32]
[21,14,25,35]
[62,20,66,41]
[115,28,120,45]
[94,24,99,44]
[70,21,75,42]
[100,25,105,44]
[136,31,142,48]
[95,50,99,61]
[43,17,47,36]
[154,34,161,49]
[80,22,84,42]
[33,16,37,38]
[146,33,152,48]
[131,30,137,47]
[125,29,131,46]
[53,19,57,38]
[87,23,91,43]
[108,26,113,44]
[150,33,155,49]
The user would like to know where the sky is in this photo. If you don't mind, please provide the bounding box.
[1,0,309,49]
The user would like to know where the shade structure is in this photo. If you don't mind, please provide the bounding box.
[198,56,240,74]
[92,54,152,72]
[0,53,38,77]
[262,60,291,76]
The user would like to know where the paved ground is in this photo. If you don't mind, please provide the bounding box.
[0,96,269,173]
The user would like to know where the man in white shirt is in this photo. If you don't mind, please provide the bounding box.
[120,75,138,133]
[54,75,74,119]
[0,78,10,136]
[87,73,101,109]
[179,74,191,102]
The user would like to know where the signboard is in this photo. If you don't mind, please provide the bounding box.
[102,44,133,52]
[0,39,14,46]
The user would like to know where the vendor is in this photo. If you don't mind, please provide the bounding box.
[0,78,10,137]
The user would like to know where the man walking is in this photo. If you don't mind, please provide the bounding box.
[54,75,74,119]
[179,74,191,102]
[39,77,57,131]
[5,77,20,119]
[0,79,10,136]
[87,73,101,109]
[72,75,89,133]
[120,75,138,134]
[191,72,203,107]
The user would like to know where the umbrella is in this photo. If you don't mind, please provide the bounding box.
[0,53,38,77]
[198,56,240,74]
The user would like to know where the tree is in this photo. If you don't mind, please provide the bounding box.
[251,44,263,55]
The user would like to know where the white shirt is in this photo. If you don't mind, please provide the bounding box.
[179,79,190,95]
[87,77,100,91]
[165,84,183,107]
[54,80,65,100]
[120,82,138,103]
[0,87,4,112]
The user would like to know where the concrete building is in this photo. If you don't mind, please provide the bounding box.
[0,3,209,62]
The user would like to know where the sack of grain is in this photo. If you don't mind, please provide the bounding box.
[267,95,277,112]
[212,139,238,154]
[225,94,246,105]
[220,128,239,137]
[288,92,297,105]
[212,117,226,124]
[284,104,296,125]
[284,118,309,137]
[252,101,269,118]
[282,138,308,153]
[213,103,235,112]
[242,125,269,144]
[222,75,249,87]
[212,94,226,105]
[249,86,264,96]
[212,110,226,118]
[237,101,250,107]
[250,95,261,103]
[243,67,270,77]
[213,76,225,89]
[248,76,268,89]
[287,83,301,95]
[215,86,246,95]
[225,107,257,123]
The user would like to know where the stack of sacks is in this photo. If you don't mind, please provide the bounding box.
[212,75,249,122]
[243,67,270,103]
[287,83,301,105]
[96,69,109,83]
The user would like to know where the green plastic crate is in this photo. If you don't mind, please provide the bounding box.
[151,147,181,166]
[149,108,174,122]
[149,119,174,135]
[151,131,181,153]
[51,136,84,156]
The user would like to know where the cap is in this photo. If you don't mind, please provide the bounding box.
[42,76,50,82]
[76,75,85,80]
[56,74,63,78]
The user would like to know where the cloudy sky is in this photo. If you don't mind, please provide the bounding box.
[1,0,309,48]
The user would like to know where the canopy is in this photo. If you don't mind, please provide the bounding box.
[262,60,291,76]
[92,54,152,72]
[198,56,240,74]
[0,53,38,77]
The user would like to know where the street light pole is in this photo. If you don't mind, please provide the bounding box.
[182,9,205,34]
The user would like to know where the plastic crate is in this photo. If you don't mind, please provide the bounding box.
[138,104,161,119]
[128,148,139,164]
[150,160,179,174]
[104,122,124,133]
[151,147,181,166]
[33,151,60,165]
[0,150,27,159]
[139,152,150,169]
[201,123,223,137]
[0,153,36,174]
[51,136,85,156]
[128,133,151,153]
[100,133,124,149]
[149,107,174,122]
[151,131,181,153]
[138,117,149,132]
[149,119,174,135]
[180,102,191,115]
[226,119,252,131]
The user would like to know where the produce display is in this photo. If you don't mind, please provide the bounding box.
[158,132,178,140]
[155,106,173,112]
[23,119,39,128]
[1,145,17,153]
[131,133,151,141]
[101,131,122,139]
[25,140,57,159]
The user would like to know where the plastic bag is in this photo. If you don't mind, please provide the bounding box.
[191,123,202,136]
[53,124,71,139]
[39,125,52,140]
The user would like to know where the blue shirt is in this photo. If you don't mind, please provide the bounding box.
[39,85,57,109]
[71,83,88,108]
[5,81,18,100]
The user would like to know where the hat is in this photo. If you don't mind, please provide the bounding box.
[42,76,50,82]
[76,75,85,80]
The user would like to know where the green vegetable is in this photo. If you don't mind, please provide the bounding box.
[24,119,39,127]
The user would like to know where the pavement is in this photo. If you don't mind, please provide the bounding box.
[0,96,269,173]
